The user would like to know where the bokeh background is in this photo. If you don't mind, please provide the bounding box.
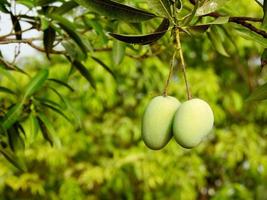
[1,0,267,199]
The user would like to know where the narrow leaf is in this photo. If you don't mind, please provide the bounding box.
[0,147,27,171]
[74,0,156,22]
[112,39,125,65]
[53,1,79,15]
[40,102,72,123]
[2,103,23,130]
[196,0,230,16]
[37,113,60,147]
[109,18,170,45]
[10,13,22,40]
[50,14,88,56]
[7,124,25,152]
[261,48,267,69]
[247,82,267,101]
[48,78,74,92]
[262,0,267,29]
[91,56,116,78]
[0,86,16,95]
[72,60,96,89]
[149,0,172,20]
[43,26,56,59]
[207,25,229,57]
[235,25,267,48]
[23,69,49,99]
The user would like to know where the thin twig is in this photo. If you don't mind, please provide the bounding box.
[175,28,192,100]
[163,51,176,96]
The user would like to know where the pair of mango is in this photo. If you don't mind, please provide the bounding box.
[142,96,214,149]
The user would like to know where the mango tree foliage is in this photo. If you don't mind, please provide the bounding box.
[0,0,267,199]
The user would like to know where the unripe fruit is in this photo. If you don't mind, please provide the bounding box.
[142,96,181,150]
[173,98,214,149]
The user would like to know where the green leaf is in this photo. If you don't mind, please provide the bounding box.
[53,1,79,15]
[247,82,267,102]
[112,39,126,65]
[23,69,49,99]
[28,114,39,142]
[262,0,267,30]
[235,25,267,48]
[148,0,172,20]
[0,146,27,171]
[0,67,18,86]
[207,25,229,57]
[0,86,16,95]
[182,0,199,25]
[43,26,56,59]
[50,14,88,56]
[0,0,9,13]
[72,60,96,89]
[16,0,35,8]
[40,102,72,123]
[2,103,23,130]
[36,0,56,6]
[48,78,74,92]
[74,0,157,22]
[196,0,230,16]
[91,56,116,79]
[82,16,108,45]
[7,124,25,152]
[109,18,169,45]
[37,113,60,147]
[261,48,267,68]
[10,13,22,40]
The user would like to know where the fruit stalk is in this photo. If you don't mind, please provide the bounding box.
[175,28,192,100]
[163,51,177,96]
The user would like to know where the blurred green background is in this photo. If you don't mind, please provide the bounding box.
[1,0,267,199]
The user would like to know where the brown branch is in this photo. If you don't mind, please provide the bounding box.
[0,38,65,54]
[230,20,267,38]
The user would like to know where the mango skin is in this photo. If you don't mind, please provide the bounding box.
[173,98,214,149]
[142,96,181,150]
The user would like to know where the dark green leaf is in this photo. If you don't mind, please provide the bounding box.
[48,78,74,92]
[53,1,79,15]
[40,102,72,123]
[37,113,60,147]
[2,103,23,130]
[23,69,49,99]
[82,16,108,45]
[50,14,88,56]
[43,26,56,59]
[109,18,170,45]
[263,0,267,29]
[72,60,96,89]
[91,56,116,79]
[261,48,267,69]
[7,124,25,152]
[74,0,157,22]
[0,147,27,171]
[207,25,229,57]
[48,87,68,109]
[149,0,172,20]
[0,86,16,95]
[247,82,267,102]
[36,0,56,6]
[10,13,22,40]
[183,0,199,25]
[0,1,9,13]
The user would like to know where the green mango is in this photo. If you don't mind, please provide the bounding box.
[142,96,181,150]
[173,98,214,149]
